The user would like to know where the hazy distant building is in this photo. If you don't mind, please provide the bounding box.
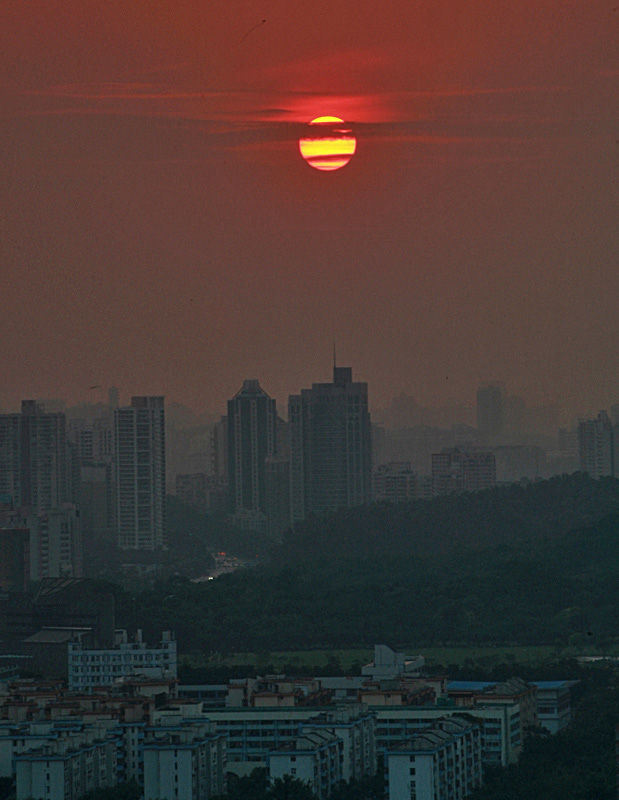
[68,417,115,546]
[432,447,496,495]
[0,401,69,513]
[265,457,291,537]
[27,506,83,580]
[477,384,503,443]
[114,397,166,550]
[69,417,113,464]
[492,445,546,483]
[373,463,432,503]
[578,411,616,478]
[289,366,372,522]
[210,416,228,480]
[227,381,276,531]
[175,472,208,511]
[108,386,120,408]
[0,528,30,591]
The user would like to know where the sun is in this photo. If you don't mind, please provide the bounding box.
[299,117,357,171]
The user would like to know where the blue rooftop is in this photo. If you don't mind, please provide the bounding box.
[447,681,496,692]
[530,681,573,689]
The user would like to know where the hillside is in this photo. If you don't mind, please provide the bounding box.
[126,475,619,653]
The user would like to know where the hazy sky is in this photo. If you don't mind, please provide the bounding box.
[1,0,617,417]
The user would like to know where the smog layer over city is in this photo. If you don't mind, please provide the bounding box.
[1,1,618,799]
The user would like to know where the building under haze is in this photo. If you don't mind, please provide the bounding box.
[578,411,617,479]
[0,401,69,513]
[289,366,372,523]
[227,380,277,531]
[476,383,504,443]
[114,397,166,550]
[432,447,496,495]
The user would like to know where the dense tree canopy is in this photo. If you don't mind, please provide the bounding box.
[116,475,619,653]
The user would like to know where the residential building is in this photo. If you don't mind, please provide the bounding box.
[67,630,177,690]
[143,723,226,800]
[578,411,616,478]
[432,448,496,495]
[267,730,343,800]
[373,703,522,767]
[530,681,578,734]
[289,366,372,523]
[15,731,116,800]
[447,679,536,749]
[114,397,166,550]
[385,717,483,800]
[0,401,69,513]
[227,381,277,531]
[373,463,432,503]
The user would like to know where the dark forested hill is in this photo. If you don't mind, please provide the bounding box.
[124,475,619,653]
[278,473,619,563]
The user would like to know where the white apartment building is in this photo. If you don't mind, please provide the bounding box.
[385,718,483,800]
[143,724,226,800]
[15,732,116,800]
[68,630,177,690]
[373,703,522,767]
[267,730,343,800]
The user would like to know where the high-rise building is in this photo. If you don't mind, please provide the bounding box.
[0,401,69,513]
[68,416,116,547]
[114,397,166,550]
[227,381,276,531]
[578,411,616,478]
[432,447,496,495]
[477,383,504,443]
[289,366,372,523]
[265,457,291,537]
[210,416,228,480]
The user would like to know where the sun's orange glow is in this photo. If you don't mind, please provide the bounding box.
[299,116,357,171]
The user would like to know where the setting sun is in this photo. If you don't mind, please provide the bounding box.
[299,117,357,171]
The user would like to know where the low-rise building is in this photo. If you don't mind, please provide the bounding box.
[68,630,177,690]
[362,645,425,681]
[447,679,537,744]
[530,681,578,734]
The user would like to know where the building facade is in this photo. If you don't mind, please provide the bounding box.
[68,630,177,690]
[431,448,496,496]
[0,401,69,513]
[227,381,277,531]
[114,397,166,550]
[578,411,617,478]
[289,366,372,523]
[385,718,483,800]
[143,725,226,800]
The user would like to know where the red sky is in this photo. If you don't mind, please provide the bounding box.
[1,0,617,418]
